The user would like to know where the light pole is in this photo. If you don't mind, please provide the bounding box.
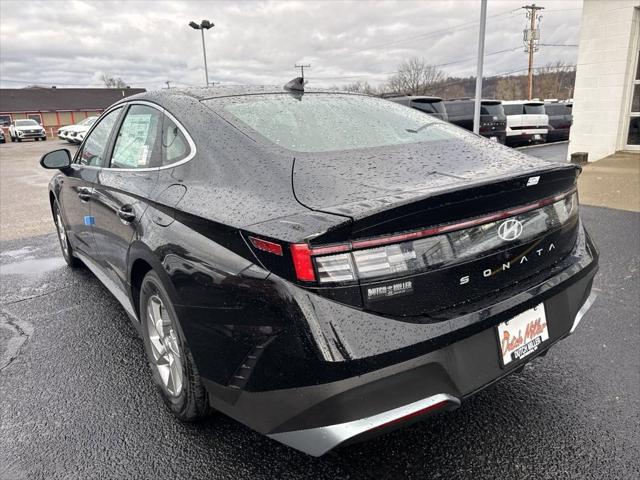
[473,0,487,135]
[189,19,214,86]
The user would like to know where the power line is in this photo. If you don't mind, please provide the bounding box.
[336,8,519,58]
[308,46,523,81]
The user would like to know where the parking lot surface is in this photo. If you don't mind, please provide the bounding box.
[1,141,639,479]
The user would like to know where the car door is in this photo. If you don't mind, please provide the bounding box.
[91,103,163,296]
[58,107,124,257]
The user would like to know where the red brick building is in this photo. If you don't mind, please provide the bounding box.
[0,87,145,137]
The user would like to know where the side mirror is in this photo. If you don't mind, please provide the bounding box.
[40,149,72,169]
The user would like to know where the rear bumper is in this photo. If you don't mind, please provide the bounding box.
[199,224,598,455]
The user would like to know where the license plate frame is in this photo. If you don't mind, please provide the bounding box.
[496,304,549,368]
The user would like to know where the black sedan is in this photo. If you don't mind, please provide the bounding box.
[40,80,598,456]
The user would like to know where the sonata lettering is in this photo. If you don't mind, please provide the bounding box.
[459,243,556,285]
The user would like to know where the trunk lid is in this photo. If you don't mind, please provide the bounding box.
[292,140,580,317]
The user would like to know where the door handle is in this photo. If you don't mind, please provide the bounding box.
[77,187,92,202]
[117,205,136,223]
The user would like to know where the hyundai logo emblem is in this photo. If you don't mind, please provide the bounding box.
[498,219,523,241]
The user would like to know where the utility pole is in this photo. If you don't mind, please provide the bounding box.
[522,4,544,100]
[473,0,487,135]
[294,64,311,80]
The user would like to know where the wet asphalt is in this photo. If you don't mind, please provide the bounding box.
[0,205,638,480]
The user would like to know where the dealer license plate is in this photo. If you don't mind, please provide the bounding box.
[534,134,541,140]
[490,136,498,142]
[497,304,548,367]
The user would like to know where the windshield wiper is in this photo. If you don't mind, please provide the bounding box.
[406,122,437,134]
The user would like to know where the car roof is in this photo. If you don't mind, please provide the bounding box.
[444,98,502,104]
[134,85,354,102]
[502,100,544,106]
[387,95,443,102]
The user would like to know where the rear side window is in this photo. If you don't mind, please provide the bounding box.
[76,107,122,167]
[111,105,162,169]
[162,114,190,166]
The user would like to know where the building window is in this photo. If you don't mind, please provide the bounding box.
[27,113,43,125]
[0,114,12,127]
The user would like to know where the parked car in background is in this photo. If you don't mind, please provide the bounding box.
[0,128,5,144]
[502,100,549,146]
[544,102,573,142]
[9,119,47,142]
[443,99,507,143]
[386,95,448,121]
[58,116,98,144]
[39,83,598,456]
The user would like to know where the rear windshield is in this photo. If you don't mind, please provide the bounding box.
[545,104,570,115]
[211,94,462,153]
[411,99,446,114]
[524,104,545,115]
[480,103,504,116]
[503,104,523,115]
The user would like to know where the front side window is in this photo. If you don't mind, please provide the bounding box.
[76,107,122,167]
[162,114,190,165]
[212,94,462,153]
[111,105,162,169]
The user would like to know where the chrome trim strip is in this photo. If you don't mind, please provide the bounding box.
[72,100,197,172]
[570,292,597,334]
[268,393,460,457]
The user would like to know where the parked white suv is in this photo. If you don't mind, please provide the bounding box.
[9,119,47,142]
[502,101,548,146]
[57,116,98,144]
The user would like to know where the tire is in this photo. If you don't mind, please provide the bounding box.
[140,270,210,422]
[53,200,81,268]
[10,135,14,143]
[17,137,22,142]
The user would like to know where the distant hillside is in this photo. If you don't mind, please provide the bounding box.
[412,69,576,101]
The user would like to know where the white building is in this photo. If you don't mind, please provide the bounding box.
[569,0,640,161]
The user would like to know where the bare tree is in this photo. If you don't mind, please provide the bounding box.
[535,61,575,99]
[101,73,127,88]
[386,58,445,95]
[495,76,526,100]
[340,80,378,95]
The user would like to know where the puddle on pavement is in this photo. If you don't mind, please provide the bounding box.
[0,257,66,275]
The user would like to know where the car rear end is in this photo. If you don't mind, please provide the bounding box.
[196,92,598,455]
[478,100,506,143]
[505,102,549,146]
[236,168,597,456]
[545,102,573,142]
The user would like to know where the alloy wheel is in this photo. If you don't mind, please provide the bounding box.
[146,294,184,397]
[55,210,69,258]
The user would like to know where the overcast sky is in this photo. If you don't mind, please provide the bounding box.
[0,0,582,90]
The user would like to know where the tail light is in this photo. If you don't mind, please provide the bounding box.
[292,190,578,284]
